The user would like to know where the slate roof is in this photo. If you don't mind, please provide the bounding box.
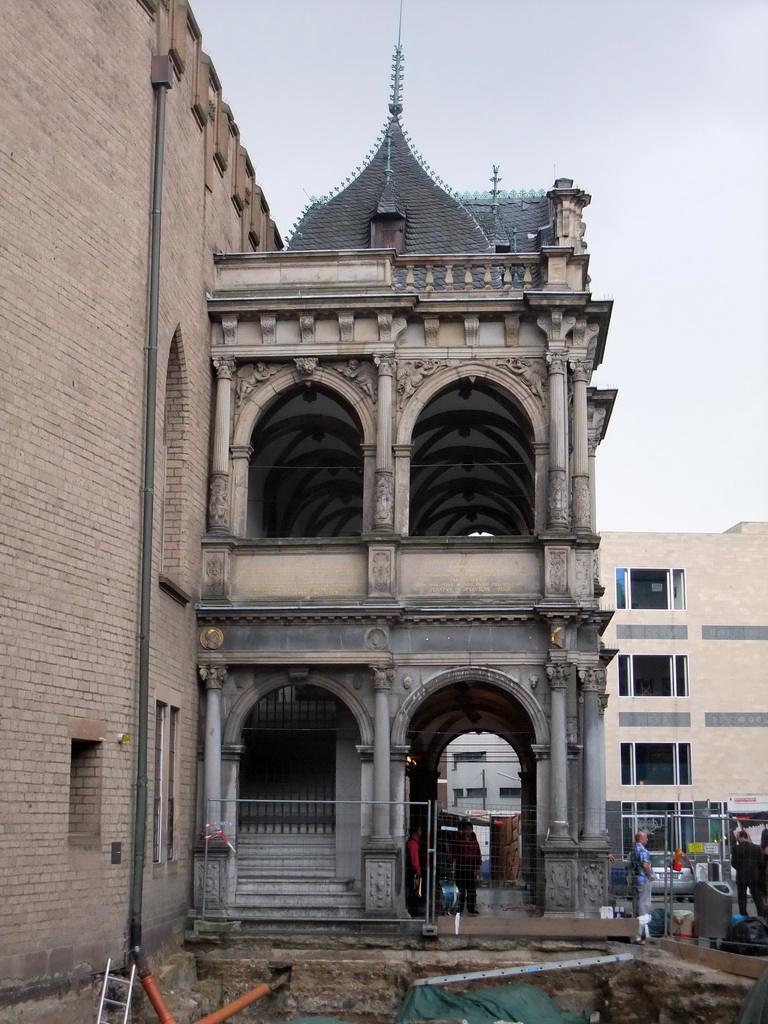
[461,195,554,253]
[288,117,492,255]
[287,115,553,256]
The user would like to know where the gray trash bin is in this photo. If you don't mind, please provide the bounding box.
[694,879,734,940]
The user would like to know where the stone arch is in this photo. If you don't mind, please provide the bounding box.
[395,360,546,447]
[391,665,549,748]
[223,669,374,748]
[233,364,377,448]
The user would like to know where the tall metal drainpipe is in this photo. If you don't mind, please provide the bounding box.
[130,53,173,954]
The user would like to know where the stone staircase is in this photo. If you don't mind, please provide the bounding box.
[232,832,364,919]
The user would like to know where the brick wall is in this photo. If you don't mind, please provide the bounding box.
[0,0,278,1010]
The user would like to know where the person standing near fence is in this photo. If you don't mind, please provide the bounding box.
[405,825,424,916]
[454,820,482,915]
[731,830,766,918]
[629,830,654,927]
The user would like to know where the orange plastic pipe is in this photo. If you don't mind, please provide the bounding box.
[194,982,272,1024]
[139,974,178,1024]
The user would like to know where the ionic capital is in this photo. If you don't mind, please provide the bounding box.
[569,358,592,383]
[546,350,567,375]
[374,352,396,377]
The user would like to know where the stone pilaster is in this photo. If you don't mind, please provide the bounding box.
[230,443,252,537]
[208,357,236,534]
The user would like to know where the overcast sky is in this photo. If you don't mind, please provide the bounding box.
[191,0,768,534]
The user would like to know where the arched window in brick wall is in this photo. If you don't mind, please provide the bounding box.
[160,328,190,586]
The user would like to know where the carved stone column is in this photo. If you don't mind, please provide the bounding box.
[545,351,568,529]
[570,359,591,532]
[373,353,395,531]
[546,661,571,840]
[199,665,226,822]
[371,665,393,840]
[579,666,603,840]
[363,664,400,917]
[208,358,236,534]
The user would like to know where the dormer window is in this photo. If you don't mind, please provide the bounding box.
[370,212,406,252]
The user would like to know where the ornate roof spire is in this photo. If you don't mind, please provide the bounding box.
[388,0,404,116]
[490,165,502,212]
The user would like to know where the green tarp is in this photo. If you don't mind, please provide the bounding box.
[396,981,590,1024]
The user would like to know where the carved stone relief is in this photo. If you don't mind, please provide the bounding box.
[332,359,378,402]
[423,317,440,347]
[572,476,591,528]
[207,473,229,529]
[548,549,567,593]
[370,551,391,594]
[221,316,238,346]
[547,472,569,526]
[396,359,443,408]
[504,314,520,346]
[374,472,394,527]
[299,316,315,344]
[338,314,354,344]
[204,553,225,598]
[574,550,592,597]
[538,310,576,344]
[260,316,276,345]
[294,356,318,378]
[496,357,547,406]
[365,626,389,650]
[546,861,572,910]
[581,859,605,911]
[236,362,281,408]
[464,317,479,346]
[366,858,394,911]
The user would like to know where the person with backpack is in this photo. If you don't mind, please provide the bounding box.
[629,830,654,926]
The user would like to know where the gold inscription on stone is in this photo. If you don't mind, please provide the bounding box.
[402,553,539,596]
[234,553,366,599]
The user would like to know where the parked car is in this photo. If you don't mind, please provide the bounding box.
[611,852,696,901]
[648,851,695,900]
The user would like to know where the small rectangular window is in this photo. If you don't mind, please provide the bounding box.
[499,787,521,798]
[153,703,166,864]
[464,787,486,798]
[453,751,486,764]
[616,568,687,611]
[617,655,689,697]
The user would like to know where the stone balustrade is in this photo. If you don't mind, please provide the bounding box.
[394,254,542,293]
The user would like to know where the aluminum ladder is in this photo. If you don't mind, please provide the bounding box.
[96,957,136,1024]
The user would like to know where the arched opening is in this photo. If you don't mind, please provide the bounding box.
[161,327,189,582]
[405,679,540,913]
[237,681,362,891]
[247,384,364,537]
[409,378,534,536]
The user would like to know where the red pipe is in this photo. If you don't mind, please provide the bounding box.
[194,982,273,1024]
[139,976,177,1024]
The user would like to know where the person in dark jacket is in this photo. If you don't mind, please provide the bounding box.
[454,821,482,915]
[731,830,766,917]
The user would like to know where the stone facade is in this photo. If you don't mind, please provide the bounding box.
[0,0,277,1015]
[600,523,768,852]
[195,108,617,917]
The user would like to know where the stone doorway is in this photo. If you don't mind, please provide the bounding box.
[404,676,543,914]
[233,681,364,918]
